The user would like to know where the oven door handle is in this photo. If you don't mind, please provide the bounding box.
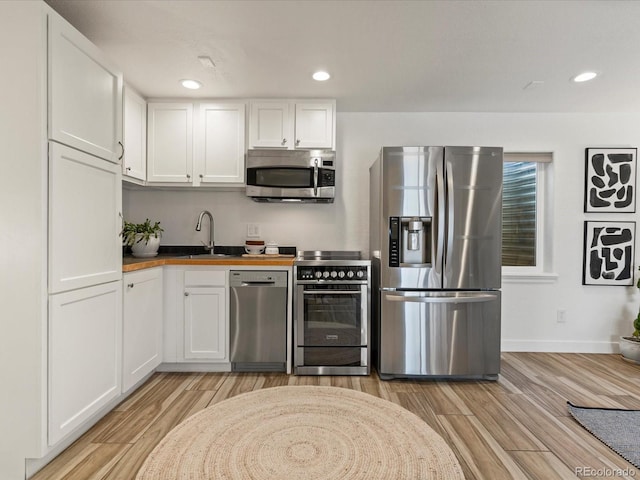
[303,290,359,295]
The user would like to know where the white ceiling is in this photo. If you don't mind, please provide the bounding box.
[45,0,640,113]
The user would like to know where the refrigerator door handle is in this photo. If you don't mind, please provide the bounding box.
[435,156,446,277]
[445,161,455,274]
[385,293,496,304]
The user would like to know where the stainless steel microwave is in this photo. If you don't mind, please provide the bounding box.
[246,149,335,203]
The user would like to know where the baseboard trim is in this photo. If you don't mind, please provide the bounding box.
[501,340,620,354]
[157,362,232,372]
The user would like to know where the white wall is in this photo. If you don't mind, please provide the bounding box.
[0,2,48,478]
[124,111,640,353]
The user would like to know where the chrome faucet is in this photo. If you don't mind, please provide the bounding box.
[195,210,215,254]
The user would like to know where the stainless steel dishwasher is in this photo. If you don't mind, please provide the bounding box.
[229,270,288,372]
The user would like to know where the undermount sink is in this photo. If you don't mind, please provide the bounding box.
[178,253,235,259]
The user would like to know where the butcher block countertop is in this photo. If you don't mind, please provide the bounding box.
[123,254,295,272]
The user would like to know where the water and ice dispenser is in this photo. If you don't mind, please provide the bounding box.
[389,216,431,267]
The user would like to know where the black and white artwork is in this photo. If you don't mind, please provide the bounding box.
[582,221,635,286]
[585,148,637,213]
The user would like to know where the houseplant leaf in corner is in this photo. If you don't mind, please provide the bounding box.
[121,218,164,258]
[620,267,640,364]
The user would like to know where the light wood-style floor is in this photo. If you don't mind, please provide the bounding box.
[32,353,640,480]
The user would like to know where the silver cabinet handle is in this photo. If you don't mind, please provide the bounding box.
[186,174,191,180]
[296,139,300,146]
[184,292,190,296]
[118,141,124,161]
[199,174,203,179]
[281,138,287,146]
[127,283,134,288]
[126,167,131,172]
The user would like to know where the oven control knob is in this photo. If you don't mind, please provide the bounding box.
[338,271,346,278]
[322,271,330,278]
[315,271,323,279]
[330,271,338,278]
[347,270,355,278]
[356,270,365,278]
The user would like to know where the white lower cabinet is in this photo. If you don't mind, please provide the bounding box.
[48,281,122,446]
[182,269,228,361]
[183,286,227,360]
[122,268,163,392]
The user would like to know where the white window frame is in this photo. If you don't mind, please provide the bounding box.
[502,152,558,283]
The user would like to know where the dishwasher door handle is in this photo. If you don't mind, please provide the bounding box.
[240,281,276,286]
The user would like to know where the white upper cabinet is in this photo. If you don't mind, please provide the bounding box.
[249,101,293,148]
[122,86,147,182]
[249,99,335,150]
[147,102,193,183]
[48,13,123,162]
[195,102,246,184]
[295,102,335,149]
[49,142,122,294]
[147,101,246,186]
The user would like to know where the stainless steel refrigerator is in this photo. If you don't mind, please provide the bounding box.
[369,146,502,380]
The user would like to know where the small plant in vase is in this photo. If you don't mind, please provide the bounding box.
[121,218,164,258]
[620,266,640,364]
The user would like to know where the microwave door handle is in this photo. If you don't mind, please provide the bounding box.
[313,159,319,196]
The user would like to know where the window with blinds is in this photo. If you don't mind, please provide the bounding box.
[502,152,552,268]
[503,162,536,266]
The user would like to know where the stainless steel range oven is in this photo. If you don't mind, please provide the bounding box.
[294,251,371,375]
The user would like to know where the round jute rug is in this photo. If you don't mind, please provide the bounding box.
[136,385,465,480]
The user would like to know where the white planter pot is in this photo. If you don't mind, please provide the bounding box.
[619,336,640,365]
[130,234,161,258]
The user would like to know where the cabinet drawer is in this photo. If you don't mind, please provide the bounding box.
[184,270,226,287]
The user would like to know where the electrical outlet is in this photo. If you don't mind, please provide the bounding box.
[247,223,261,238]
[557,309,567,323]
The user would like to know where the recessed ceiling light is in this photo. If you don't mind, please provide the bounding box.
[312,71,330,81]
[572,72,598,83]
[181,79,202,90]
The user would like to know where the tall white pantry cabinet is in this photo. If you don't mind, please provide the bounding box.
[0,2,123,478]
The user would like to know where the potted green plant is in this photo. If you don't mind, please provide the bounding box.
[620,267,640,364]
[121,218,164,258]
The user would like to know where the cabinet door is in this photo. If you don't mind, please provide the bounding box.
[183,287,227,361]
[123,86,147,181]
[196,102,246,184]
[49,281,122,446]
[48,14,122,162]
[122,268,163,392]
[295,102,335,149]
[49,143,122,294]
[147,103,193,183]
[249,101,293,148]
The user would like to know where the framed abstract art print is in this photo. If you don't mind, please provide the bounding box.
[584,148,637,213]
[582,221,635,286]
